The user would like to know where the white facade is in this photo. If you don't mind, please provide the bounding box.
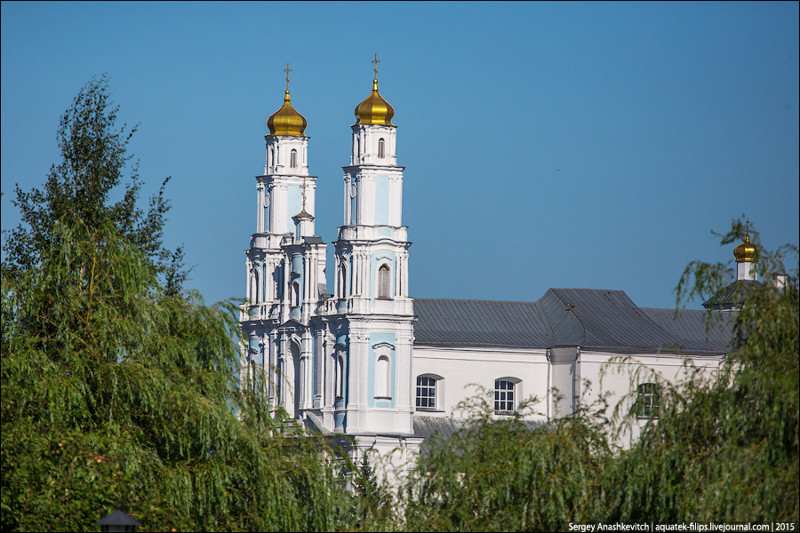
[241,78,422,466]
[240,75,736,470]
[412,346,550,417]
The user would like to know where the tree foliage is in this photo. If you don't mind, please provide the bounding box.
[1,77,350,532]
[607,218,799,523]
[2,73,185,294]
[398,217,798,531]
[402,392,611,531]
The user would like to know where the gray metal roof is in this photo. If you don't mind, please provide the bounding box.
[412,415,464,442]
[414,289,735,355]
[702,280,760,310]
[412,298,550,348]
[640,307,735,354]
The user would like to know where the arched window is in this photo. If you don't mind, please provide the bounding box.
[290,342,301,418]
[276,355,283,405]
[274,266,283,299]
[291,281,300,307]
[375,355,391,398]
[251,270,260,303]
[494,378,519,414]
[637,383,660,419]
[339,262,348,298]
[378,138,385,158]
[290,149,298,168]
[377,264,391,299]
[416,375,442,410]
[335,352,345,399]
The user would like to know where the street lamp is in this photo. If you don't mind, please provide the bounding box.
[95,505,140,532]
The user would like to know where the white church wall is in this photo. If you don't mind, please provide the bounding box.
[412,345,550,419]
[577,351,723,445]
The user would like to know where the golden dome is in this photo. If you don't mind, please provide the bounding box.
[267,90,307,137]
[734,234,756,263]
[354,77,395,126]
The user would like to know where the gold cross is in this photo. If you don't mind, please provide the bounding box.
[372,53,380,78]
[284,63,292,91]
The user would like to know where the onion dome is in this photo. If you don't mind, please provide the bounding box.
[354,77,395,126]
[734,234,756,263]
[267,90,307,137]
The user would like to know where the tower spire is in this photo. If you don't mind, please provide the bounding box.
[294,175,314,220]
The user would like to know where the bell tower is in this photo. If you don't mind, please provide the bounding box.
[329,56,415,437]
[242,65,328,419]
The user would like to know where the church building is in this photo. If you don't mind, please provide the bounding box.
[239,61,745,464]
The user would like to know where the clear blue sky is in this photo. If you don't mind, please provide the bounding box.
[2,1,798,310]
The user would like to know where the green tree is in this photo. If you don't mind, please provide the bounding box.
[605,219,799,524]
[350,450,394,530]
[401,390,612,531]
[1,77,349,532]
[2,73,185,294]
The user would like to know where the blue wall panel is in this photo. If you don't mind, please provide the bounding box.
[367,332,396,408]
[375,175,389,225]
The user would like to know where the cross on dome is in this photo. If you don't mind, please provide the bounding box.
[266,62,308,137]
[293,175,314,220]
[354,54,394,126]
[284,63,293,91]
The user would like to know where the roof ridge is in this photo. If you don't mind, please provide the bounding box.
[414,297,538,305]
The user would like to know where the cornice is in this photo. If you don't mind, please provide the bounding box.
[342,164,405,172]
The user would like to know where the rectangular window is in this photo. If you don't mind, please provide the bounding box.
[494,379,515,413]
[416,376,436,409]
[637,383,660,419]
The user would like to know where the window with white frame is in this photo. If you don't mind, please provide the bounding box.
[378,138,385,158]
[416,375,441,410]
[290,149,298,168]
[637,382,660,419]
[494,378,519,414]
[373,343,393,400]
[377,264,391,299]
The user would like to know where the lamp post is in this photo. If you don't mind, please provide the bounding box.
[95,505,140,532]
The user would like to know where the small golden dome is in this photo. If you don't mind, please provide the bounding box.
[354,78,395,126]
[267,90,308,137]
[734,234,756,263]
[292,208,314,220]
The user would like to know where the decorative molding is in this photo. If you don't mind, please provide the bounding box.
[372,342,395,350]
